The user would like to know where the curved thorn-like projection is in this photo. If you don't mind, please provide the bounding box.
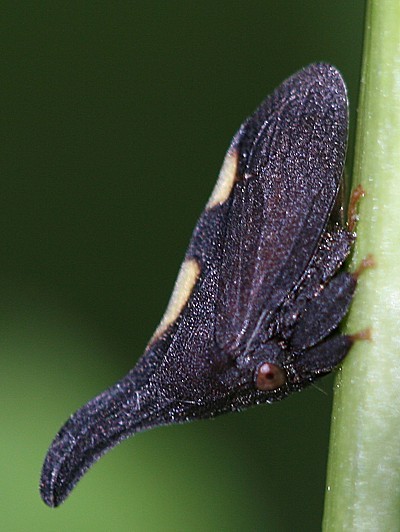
[40,375,170,507]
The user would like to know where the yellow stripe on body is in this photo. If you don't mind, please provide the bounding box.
[206,147,238,209]
[150,258,201,343]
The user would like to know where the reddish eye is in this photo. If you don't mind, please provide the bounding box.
[255,362,286,391]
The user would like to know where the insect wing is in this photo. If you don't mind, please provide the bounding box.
[215,63,348,353]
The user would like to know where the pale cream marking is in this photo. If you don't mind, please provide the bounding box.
[150,257,201,342]
[206,147,239,209]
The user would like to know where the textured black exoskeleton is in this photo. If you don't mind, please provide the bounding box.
[41,63,358,507]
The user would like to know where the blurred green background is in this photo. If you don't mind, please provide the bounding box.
[1,2,365,531]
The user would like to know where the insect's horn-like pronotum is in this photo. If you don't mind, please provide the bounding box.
[40,375,165,507]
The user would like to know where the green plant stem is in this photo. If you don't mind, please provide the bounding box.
[323,1,400,530]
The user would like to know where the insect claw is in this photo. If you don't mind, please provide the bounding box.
[348,328,372,343]
[347,184,365,232]
[352,254,376,280]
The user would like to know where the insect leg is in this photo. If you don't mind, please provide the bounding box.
[292,334,352,380]
[290,253,374,363]
[289,271,356,352]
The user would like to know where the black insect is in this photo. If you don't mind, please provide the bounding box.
[41,63,360,507]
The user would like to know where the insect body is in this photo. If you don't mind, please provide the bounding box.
[41,63,357,507]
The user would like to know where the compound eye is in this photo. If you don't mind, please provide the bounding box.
[255,362,286,391]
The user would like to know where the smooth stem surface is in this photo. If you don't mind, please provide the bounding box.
[323,1,400,530]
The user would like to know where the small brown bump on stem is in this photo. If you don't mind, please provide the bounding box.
[353,254,376,280]
[347,184,366,232]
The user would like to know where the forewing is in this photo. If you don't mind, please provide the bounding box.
[215,63,348,352]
